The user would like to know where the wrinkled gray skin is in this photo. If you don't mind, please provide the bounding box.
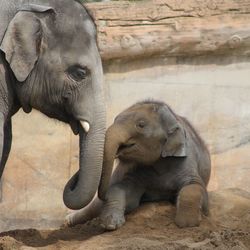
[66,100,210,229]
[0,0,106,210]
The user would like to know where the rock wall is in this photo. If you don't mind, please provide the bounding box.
[87,0,250,60]
[104,55,250,193]
[1,54,249,232]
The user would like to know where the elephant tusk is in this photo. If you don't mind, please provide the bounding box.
[80,121,90,133]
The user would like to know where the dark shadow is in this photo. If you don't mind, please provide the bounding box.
[0,219,105,248]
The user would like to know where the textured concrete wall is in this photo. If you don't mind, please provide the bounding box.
[104,55,250,193]
[0,55,250,232]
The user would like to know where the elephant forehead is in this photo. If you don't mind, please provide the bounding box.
[54,16,96,42]
[52,0,92,20]
[116,107,159,123]
[60,40,100,69]
[126,104,159,116]
[48,0,96,39]
[49,20,97,63]
[82,19,96,39]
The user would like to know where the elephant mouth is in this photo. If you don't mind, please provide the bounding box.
[70,120,80,135]
[70,120,90,135]
[117,142,136,156]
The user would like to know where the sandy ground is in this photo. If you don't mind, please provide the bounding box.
[0,188,249,250]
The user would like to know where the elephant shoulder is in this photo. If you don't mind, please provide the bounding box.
[180,116,209,153]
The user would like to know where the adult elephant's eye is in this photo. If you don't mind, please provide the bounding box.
[67,65,88,82]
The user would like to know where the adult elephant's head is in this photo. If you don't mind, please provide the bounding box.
[0,0,106,209]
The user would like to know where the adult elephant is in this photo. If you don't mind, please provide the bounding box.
[0,0,106,210]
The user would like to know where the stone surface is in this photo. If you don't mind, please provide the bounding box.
[0,111,71,231]
[87,0,250,61]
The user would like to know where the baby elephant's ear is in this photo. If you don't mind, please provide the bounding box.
[161,124,187,158]
[159,105,187,158]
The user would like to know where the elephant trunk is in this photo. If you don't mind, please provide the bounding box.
[63,67,106,209]
[98,124,130,200]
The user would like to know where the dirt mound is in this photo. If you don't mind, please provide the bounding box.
[0,188,249,250]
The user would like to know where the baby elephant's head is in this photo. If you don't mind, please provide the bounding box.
[98,100,187,200]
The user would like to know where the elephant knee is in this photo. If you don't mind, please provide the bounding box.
[177,184,203,207]
[104,185,126,207]
[178,184,209,216]
[175,184,206,228]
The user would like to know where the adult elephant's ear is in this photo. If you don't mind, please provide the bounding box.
[0,5,54,82]
[159,105,187,158]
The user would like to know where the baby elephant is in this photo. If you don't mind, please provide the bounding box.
[67,100,211,230]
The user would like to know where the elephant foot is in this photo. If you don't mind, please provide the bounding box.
[64,209,91,227]
[175,209,201,228]
[64,212,76,227]
[175,184,203,228]
[100,209,125,231]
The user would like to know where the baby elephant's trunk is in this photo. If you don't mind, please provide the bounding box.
[98,124,130,200]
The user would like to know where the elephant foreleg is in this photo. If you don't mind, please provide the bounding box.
[65,161,134,227]
[0,118,12,180]
[100,179,145,231]
[175,184,208,228]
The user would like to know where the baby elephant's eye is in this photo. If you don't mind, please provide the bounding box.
[67,65,88,82]
[136,120,146,129]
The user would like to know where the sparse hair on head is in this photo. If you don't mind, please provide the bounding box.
[135,99,178,116]
[136,98,165,107]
